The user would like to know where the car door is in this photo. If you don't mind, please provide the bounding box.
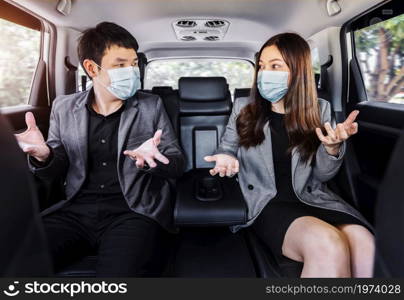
[0,0,55,139]
[340,0,404,223]
[0,0,61,209]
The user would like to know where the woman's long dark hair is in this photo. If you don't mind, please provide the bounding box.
[236,32,323,164]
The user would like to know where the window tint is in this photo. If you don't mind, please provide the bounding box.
[0,18,40,108]
[354,14,404,103]
[144,59,254,99]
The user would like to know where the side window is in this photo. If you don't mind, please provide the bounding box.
[354,14,404,103]
[77,65,91,92]
[0,17,41,108]
[311,47,321,75]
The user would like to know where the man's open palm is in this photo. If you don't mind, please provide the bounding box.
[14,112,50,162]
[123,129,169,169]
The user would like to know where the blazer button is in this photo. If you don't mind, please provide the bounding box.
[248,184,254,190]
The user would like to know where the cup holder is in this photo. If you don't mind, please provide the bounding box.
[194,176,223,201]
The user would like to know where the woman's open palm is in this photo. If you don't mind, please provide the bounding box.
[204,154,239,177]
[315,110,359,148]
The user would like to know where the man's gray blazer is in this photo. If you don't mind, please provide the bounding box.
[28,89,185,233]
[213,97,373,234]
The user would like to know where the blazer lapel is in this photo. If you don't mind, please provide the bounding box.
[291,146,301,192]
[72,91,90,171]
[258,121,276,187]
[117,96,139,159]
[291,144,315,194]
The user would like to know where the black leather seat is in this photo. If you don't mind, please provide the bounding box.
[234,88,251,99]
[154,77,255,277]
[174,77,247,227]
[0,114,52,276]
[151,86,180,136]
[373,128,404,277]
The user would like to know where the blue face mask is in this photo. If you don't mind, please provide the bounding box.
[257,70,289,103]
[94,62,141,100]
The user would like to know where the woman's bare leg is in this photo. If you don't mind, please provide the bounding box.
[336,224,375,278]
[281,216,351,277]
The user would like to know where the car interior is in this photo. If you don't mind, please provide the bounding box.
[0,0,403,278]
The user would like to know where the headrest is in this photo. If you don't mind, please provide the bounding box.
[314,73,320,89]
[137,52,147,88]
[152,86,174,95]
[179,77,228,102]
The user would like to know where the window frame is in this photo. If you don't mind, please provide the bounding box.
[341,0,403,105]
[0,0,55,109]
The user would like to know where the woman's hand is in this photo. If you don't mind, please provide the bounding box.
[204,154,239,177]
[315,110,359,156]
[123,129,169,169]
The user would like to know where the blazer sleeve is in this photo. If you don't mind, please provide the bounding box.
[312,100,346,182]
[212,100,240,158]
[27,97,69,182]
[141,96,185,179]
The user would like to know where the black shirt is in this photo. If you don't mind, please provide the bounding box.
[73,96,126,201]
[268,109,300,203]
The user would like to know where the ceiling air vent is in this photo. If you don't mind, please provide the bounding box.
[204,36,220,41]
[176,20,197,28]
[205,20,226,28]
[172,19,230,42]
[180,36,196,41]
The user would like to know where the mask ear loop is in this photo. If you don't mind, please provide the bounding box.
[91,61,111,91]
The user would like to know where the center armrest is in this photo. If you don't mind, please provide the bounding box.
[174,168,247,226]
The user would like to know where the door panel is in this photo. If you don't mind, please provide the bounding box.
[353,102,404,221]
[3,105,50,138]
[342,0,404,223]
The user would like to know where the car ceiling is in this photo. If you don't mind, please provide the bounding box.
[10,0,384,56]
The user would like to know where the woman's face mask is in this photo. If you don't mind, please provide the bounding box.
[257,70,289,103]
[93,62,141,100]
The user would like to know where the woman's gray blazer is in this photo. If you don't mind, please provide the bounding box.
[213,97,373,234]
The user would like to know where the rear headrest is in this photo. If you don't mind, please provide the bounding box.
[179,77,228,102]
[137,52,147,88]
[152,86,174,95]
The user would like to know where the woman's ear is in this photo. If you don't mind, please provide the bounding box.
[83,59,99,79]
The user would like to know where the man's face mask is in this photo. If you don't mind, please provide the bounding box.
[93,62,141,100]
[257,70,289,103]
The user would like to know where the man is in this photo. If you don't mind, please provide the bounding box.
[15,22,185,277]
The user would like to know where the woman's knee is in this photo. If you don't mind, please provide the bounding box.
[284,217,350,263]
[282,217,349,262]
[312,227,350,262]
[338,224,375,255]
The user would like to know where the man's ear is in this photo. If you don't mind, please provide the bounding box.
[82,59,99,79]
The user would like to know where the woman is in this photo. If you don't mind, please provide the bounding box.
[204,33,375,278]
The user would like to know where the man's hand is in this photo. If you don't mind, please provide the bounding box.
[14,112,50,162]
[204,154,239,177]
[315,110,359,156]
[123,129,169,169]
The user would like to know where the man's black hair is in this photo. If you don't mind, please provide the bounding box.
[77,22,139,77]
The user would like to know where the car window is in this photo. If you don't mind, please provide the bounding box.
[0,18,40,108]
[311,47,321,75]
[354,13,404,104]
[77,64,92,92]
[144,58,254,99]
